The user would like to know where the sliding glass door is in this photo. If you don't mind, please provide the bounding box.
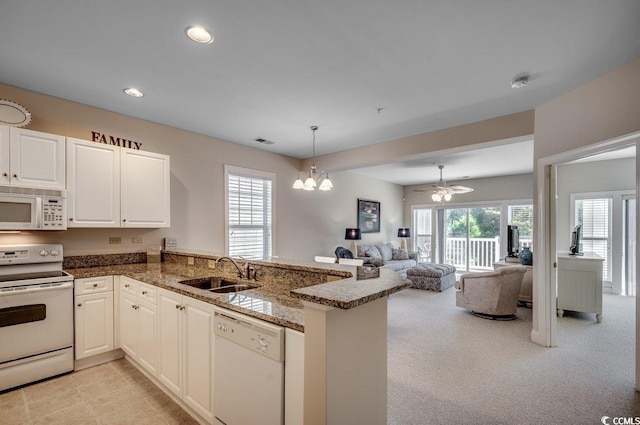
[443,206,501,272]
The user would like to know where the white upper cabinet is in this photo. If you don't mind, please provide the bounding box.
[121,149,170,228]
[0,126,65,190]
[66,137,170,228]
[67,138,120,227]
[0,126,9,186]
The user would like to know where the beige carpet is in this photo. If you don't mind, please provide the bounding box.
[387,288,640,425]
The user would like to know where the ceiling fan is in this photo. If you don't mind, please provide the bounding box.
[413,165,473,202]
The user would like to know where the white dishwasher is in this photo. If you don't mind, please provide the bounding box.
[214,310,285,425]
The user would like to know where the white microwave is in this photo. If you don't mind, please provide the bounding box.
[0,191,67,230]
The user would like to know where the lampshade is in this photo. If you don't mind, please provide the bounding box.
[397,228,411,238]
[292,126,333,191]
[345,228,362,240]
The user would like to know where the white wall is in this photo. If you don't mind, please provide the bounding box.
[532,57,640,353]
[0,83,403,259]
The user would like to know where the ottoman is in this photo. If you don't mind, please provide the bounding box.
[406,263,457,291]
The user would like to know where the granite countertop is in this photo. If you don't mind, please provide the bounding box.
[65,257,409,332]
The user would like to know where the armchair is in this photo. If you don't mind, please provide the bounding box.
[455,266,526,320]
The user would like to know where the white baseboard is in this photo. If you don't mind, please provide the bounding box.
[74,349,124,371]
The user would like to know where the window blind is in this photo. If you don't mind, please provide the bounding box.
[508,204,534,249]
[576,198,611,281]
[413,208,433,260]
[227,172,272,260]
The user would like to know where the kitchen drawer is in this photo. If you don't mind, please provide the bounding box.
[121,277,139,295]
[138,282,157,304]
[75,276,113,295]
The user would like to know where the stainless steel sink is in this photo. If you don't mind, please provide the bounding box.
[179,277,260,293]
[207,284,261,293]
[179,276,238,290]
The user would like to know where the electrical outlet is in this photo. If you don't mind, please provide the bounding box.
[109,237,121,244]
[164,238,177,249]
[208,260,216,269]
[132,237,143,244]
[187,257,195,266]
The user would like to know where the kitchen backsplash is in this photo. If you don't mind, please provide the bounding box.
[63,252,147,269]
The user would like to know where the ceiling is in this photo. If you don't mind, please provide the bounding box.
[1,1,639,176]
[351,138,535,185]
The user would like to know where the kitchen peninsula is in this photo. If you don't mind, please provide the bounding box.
[66,249,408,425]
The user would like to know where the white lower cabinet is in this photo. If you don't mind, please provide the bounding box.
[75,276,114,360]
[119,277,158,376]
[157,287,214,422]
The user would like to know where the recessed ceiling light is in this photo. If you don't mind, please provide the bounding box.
[123,87,144,98]
[185,25,214,44]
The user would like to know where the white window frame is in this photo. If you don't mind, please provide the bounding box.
[570,191,633,290]
[410,198,532,264]
[411,205,435,262]
[570,193,613,285]
[224,164,276,260]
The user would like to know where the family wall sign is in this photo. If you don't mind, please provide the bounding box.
[90,131,143,150]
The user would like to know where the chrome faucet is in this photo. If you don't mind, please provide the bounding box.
[215,256,247,279]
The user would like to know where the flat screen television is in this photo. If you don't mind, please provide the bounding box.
[569,224,583,255]
[507,224,519,257]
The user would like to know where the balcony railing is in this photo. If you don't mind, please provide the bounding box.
[415,235,532,271]
[446,237,500,271]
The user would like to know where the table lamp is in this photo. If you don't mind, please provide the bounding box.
[345,228,361,256]
[397,228,411,250]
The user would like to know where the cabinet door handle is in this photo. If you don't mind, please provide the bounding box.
[93,283,98,287]
[122,219,127,222]
[77,303,82,307]
[142,290,148,295]
[2,172,7,177]
[12,174,17,178]
[180,305,186,310]
[176,304,181,309]
[125,284,130,288]
[69,218,74,221]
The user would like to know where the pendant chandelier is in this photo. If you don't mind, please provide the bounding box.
[292,126,333,191]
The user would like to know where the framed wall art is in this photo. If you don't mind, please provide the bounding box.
[357,199,380,233]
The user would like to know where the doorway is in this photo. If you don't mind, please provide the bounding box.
[534,132,639,389]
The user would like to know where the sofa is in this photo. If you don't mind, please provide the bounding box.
[356,243,418,277]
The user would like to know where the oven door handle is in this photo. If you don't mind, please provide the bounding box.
[0,281,73,296]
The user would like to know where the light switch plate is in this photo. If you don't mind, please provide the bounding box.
[187,257,195,265]
[208,260,216,269]
[109,237,121,244]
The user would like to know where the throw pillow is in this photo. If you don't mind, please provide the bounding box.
[368,258,385,267]
[361,245,382,259]
[377,243,394,261]
[334,247,354,259]
[392,248,410,260]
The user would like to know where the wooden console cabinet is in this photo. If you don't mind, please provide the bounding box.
[557,252,604,323]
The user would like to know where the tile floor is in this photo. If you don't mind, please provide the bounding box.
[0,359,200,425]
